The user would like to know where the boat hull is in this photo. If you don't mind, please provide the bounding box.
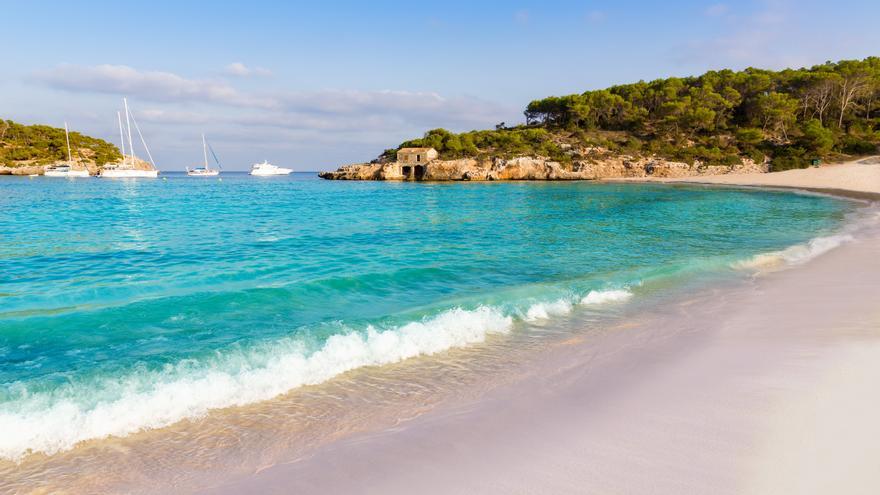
[100,169,159,178]
[44,170,90,177]
[187,170,220,177]
[250,169,293,176]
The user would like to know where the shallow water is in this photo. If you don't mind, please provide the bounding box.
[0,173,853,464]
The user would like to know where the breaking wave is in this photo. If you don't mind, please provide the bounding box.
[0,306,513,460]
[580,289,633,305]
[735,205,880,271]
[0,284,642,461]
[734,234,854,269]
[524,299,574,321]
[523,288,634,322]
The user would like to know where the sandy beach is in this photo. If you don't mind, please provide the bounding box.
[659,157,880,200]
[205,161,880,495]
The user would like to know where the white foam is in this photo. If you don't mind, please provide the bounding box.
[580,289,633,305]
[524,299,574,322]
[0,306,513,461]
[736,204,880,271]
[735,234,854,270]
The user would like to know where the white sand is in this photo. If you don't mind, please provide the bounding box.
[660,157,880,198]
[206,165,880,495]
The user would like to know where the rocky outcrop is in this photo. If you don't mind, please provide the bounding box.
[319,153,767,181]
[0,164,45,175]
[0,155,151,176]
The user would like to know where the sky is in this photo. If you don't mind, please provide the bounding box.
[1,0,878,171]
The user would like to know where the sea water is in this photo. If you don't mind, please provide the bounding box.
[0,173,853,460]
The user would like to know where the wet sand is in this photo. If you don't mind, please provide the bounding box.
[206,165,880,495]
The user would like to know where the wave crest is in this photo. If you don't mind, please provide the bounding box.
[734,234,853,270]
[580,289,633,305]
[524,299,574,321]
[0,306,512,461]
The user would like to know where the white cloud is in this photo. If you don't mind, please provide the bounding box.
[33,63,518,170]
[137,109,214,125]
[35,64,275,107]
[36,65,518,129]
[273,89,505,122]
[223,62,273,77]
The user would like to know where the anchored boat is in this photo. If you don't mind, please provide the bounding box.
[44,122,90,177]
[249,160,293,176]
[187,134,221,177]
[100,98,160,178]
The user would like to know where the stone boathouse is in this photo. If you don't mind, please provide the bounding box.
[395,147,438,180]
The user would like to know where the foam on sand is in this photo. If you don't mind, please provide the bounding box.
[735,234,854,270]
[736,204,880,271]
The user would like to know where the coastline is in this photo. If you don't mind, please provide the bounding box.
[2,166,877,494]
[606,157,880,201]
[205,164,880,494]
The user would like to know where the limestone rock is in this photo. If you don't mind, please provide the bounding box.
[319,152,769,182]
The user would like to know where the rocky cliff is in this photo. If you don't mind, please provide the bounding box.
[319,150,767,181]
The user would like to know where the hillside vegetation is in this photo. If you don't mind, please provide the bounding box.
[0,120,120,167]
[391,57,880,170]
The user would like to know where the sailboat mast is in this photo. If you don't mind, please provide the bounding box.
[124,97,135,168]
[130,112,156,168]
[202,134,208,169]
[117,111,127,161]
[64,122,72,163]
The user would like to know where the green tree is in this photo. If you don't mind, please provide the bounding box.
[392,57,880,168]
[799,119,834,155]
[755,92,799,140]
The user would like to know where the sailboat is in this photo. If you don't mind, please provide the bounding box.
[187,134,221,176]
[100,98,160,178]
[44,122,90,177]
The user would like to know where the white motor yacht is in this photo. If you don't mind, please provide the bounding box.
[250,161,292,176]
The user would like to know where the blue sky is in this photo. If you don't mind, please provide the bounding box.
[1,0,878,170]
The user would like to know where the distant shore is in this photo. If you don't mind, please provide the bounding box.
[208,160,880,495]
[611,156,880,201]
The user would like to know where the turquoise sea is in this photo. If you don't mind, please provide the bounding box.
[0,173,853,460]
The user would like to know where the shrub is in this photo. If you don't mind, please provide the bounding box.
[799,119,834,155]
[838,135,878,155]
[769,146,808,171]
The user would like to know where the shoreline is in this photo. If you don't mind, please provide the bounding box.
[605,157,880,202]
[3,165,878,494]
[610,180,880,203]
[206,165,880,494]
